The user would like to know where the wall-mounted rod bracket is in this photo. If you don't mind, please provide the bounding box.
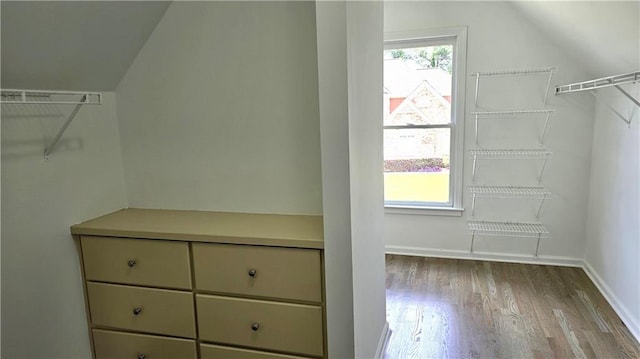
[44,95,87,160]
[614,85,640,108]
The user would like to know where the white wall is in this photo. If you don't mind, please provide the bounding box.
[116,1,322,215]
[316,2,388,357]
[346,2,388,358]
[315,2,355,357]
[1,93,128,358]
[118,2,384,357]
[384,1,595,263]
[584,84,640,341]
[316,1,387,358]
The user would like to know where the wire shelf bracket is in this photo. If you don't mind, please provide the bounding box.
[1,89,102,159]
[468,220,549,258]
[469,185,551,218]
[471,110,555,145]
[469,149,552,182]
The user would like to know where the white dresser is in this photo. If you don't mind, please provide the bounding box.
[71,208,325,359]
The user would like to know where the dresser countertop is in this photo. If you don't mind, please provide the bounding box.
[71,208,324,249]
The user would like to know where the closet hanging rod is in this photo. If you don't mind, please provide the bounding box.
[0,89,102,105]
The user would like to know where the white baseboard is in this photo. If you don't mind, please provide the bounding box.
[385,245,640,344]
[385,245,583,267]
[582,261,640,343]
[374,321,391,359]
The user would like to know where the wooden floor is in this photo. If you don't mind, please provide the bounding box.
[384,255,640,359]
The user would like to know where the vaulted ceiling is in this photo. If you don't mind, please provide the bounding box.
[1,1,637,91]
[509,1,639,79]
[1,1,171,91]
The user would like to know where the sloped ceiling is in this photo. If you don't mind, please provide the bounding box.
[2,1,637,91]
[1,1,171,91]
[509,1,639,79]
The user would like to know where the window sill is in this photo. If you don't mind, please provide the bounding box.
[384,205,464,217]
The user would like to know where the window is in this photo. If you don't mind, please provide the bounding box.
[383,27,466,214]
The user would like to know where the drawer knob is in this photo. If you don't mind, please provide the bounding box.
[251,323,260,331]
[248,269,257,277]
[127,259,137,267]
[133,307,143,316]
[137,354,147,359]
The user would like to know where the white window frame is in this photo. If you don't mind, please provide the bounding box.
[383,26,467,216]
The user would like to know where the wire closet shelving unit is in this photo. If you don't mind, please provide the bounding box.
[0,89,102,159]
[468,67,555,258]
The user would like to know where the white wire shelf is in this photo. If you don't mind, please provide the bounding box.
[555,71,639,94]
[470,149,552,182]
[471,67,557,77]
[555,71,640,111]
[470,109,555,118]
[471,110,555,145]
[1,88,102,159]
[468,220,549,258]
[472,67,556,106]
[469,149,552,159]
[469,186,551,218]
[469,185,551,198]
[1,89,102,105]
[469,220,549,237]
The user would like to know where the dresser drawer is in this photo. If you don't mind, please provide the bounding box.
[93,329,197,359]
[87,282,196,338]
[196,294,323,357]
[192,243,322,302]
[81,236,192,289]
[200,343,311,359]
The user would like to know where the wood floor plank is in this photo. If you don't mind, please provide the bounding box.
[576,289,613,333]
[610,323,640,359]
[553,308,590,359]
[584,330,623,359]
[385,255,640,359]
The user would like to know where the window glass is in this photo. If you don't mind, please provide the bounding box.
[384,128,451,204]
[383,43,455,206]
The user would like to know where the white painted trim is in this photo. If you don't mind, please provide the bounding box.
[582,261,640,343]
[385,245,583,267]
[385,206,464,216]
[374,321,391,359]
